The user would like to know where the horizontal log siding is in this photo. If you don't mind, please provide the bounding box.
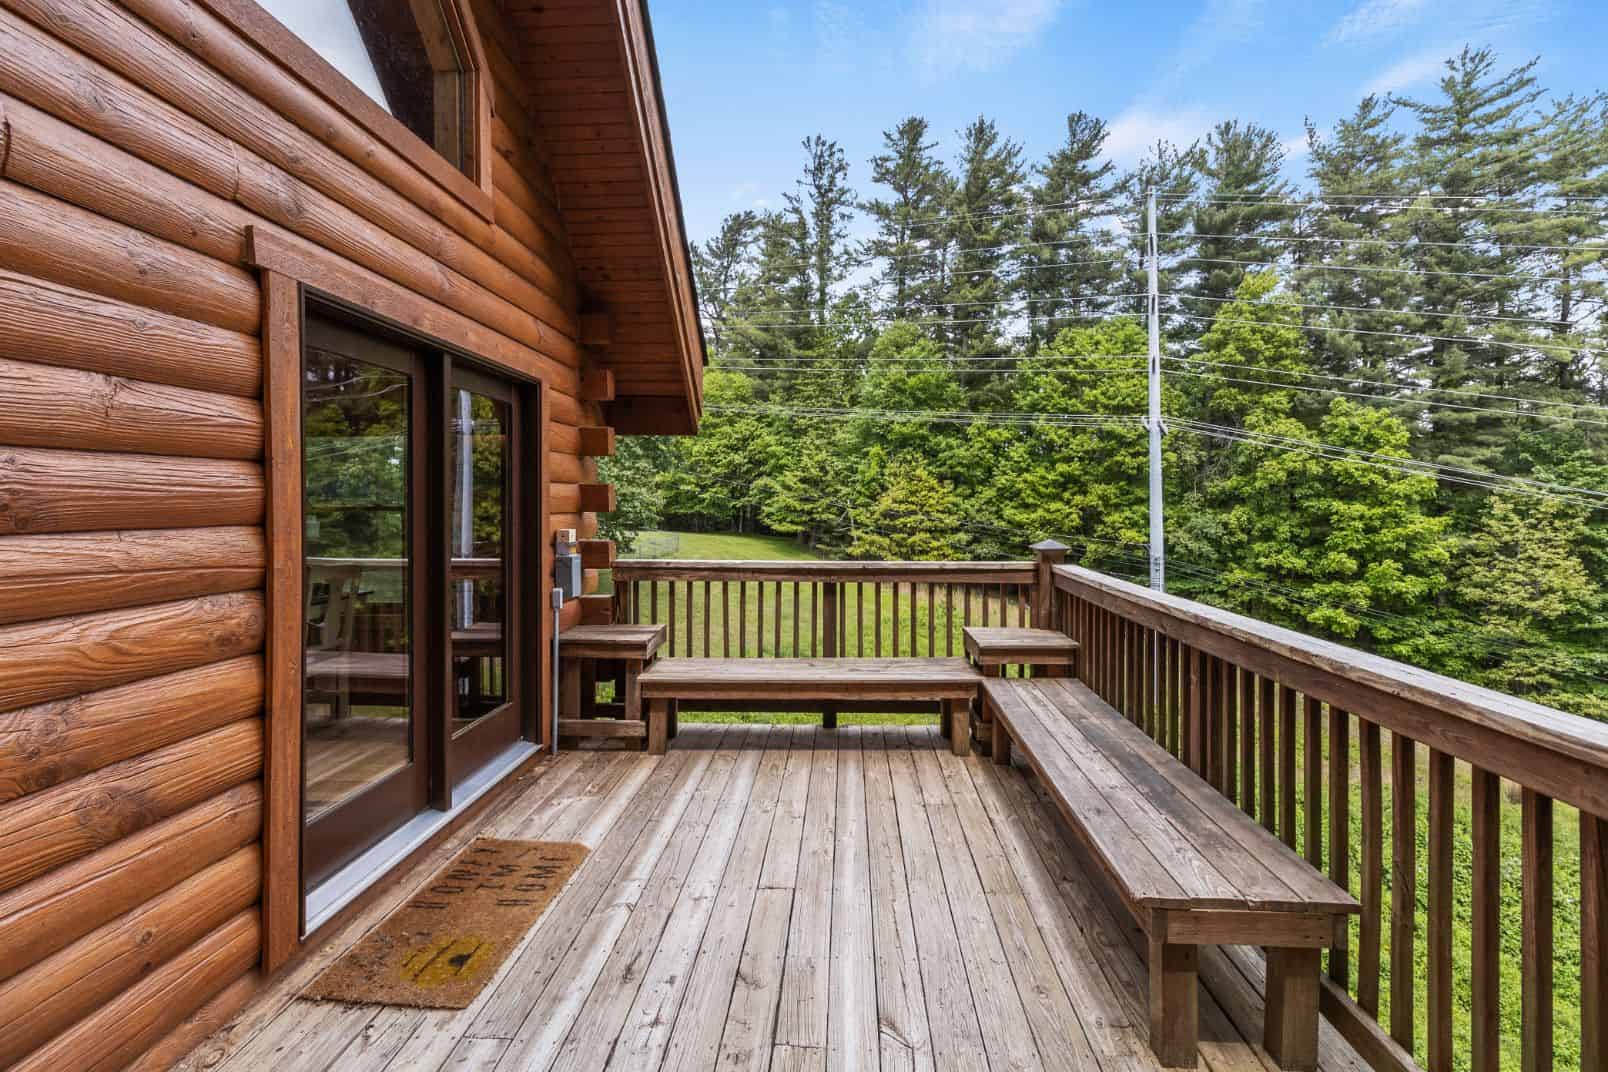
[0,0,602,1067]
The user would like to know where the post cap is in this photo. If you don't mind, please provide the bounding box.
[1029,539,1071,554]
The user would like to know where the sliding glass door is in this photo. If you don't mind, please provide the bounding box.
[300,309,536,892]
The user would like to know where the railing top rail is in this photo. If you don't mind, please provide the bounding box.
[614,560,1036,583]
[1056,564,1608,808]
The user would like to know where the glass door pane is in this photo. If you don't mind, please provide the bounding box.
[302,317,427,887]
[448,385,511,735]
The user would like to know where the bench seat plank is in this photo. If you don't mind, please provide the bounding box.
[1016,684,1265,909]
[1043,679,1355,911]
[984,676,1358,1071]
[639,658,981,701]
[987,681,1190,907]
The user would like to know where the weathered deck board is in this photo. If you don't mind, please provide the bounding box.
[189,724,1371,1072]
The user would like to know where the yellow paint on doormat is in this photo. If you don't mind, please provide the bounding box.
[303,837,588,1009]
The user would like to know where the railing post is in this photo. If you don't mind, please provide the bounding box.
[822,581,839,658]
[1030,540,1070,630]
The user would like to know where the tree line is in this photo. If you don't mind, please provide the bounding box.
[603,47,1608,721]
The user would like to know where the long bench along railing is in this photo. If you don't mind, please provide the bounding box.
[1052,563,1608,1072]
[611,561,1035,660]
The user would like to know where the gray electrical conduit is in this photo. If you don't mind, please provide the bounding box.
[550,587,562,755]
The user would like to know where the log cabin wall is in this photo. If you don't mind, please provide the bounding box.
[0,0,697,1066]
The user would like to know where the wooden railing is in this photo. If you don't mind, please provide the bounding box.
[1052,563,1608,1072]
[610,560,1036,660]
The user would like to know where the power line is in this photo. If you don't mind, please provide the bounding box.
[1168,417,1608,509]
[1161,361,1608,428]
[1158,354,1608,414]
[1182,255,1578,286]
[706,403,1141,430]
[732,253,1132,296]
[1162,230,1608,257]
[1165,310,1602,357]
[719,292,1146,320]
[1169,291,1582,331]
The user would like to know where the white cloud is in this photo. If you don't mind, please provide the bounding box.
[1104,107,1214,165]
[1326,0,1431,44]
[1362,47,1447,96]
[1282,134,1312,162]
[908,0,1064,81]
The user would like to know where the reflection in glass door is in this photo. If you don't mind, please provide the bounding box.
[301,317,428,888]
[446,370,520,781]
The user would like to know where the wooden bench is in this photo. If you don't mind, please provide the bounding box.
[558,624,665,748]
[984,677,1359,1070]
[638,658,982,756]
[962,625,1079,754]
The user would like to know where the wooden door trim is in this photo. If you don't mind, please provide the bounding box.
[260,269,302,973]
[254,243,552,971]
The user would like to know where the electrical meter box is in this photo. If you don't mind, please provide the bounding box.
[555,553,582,601]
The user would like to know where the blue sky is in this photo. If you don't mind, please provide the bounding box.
[648,0,1607,243]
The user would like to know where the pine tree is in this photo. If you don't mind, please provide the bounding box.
[1020,112,1124,343]
[1395,48,1551,470]
[785,135,856,326]
[1300,96,1421,386]
[849,455,970,561]
[863,117,951,321]
[1181,121,1299,318]
[694,211,761,352]
[1118,139,1204,340]
[945,117,1027,362]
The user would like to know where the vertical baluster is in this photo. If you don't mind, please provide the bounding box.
[875,582,884,657]
[1142,627,1156,737]
[791,581,800,658]
[1358,720,1383,1014]
[702,580,712,658]
[1390,733,1417,1052]
[1210,657,1228,792]
[810,582,819,658]
[1186,645,1206,775]
[1582,811,1606,1072]
[1329,706,1351,988]
[1239,668,1256,817]
[963,584,972,630]
[927,583,935,658]
[1522,789,1553,1072]
[685,581,694,657]
[756,582,764,656]
[946,583,955,657]
[909,582,918,657]
[1280,684,1298,850]
[857,583,866,658]
[722,581,731,657]
[1428,749,1454,1072]
[1259,675,1276,832]
[1471,767,1501,1072]
[667,581,677,656]
[1018,583,1027,626]
[739,581,748,657]
[1166,636,1181,755]
[1304,698,1323,869]
[773,581,782,656]
[892,583,901,657]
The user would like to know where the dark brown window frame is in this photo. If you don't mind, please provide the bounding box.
[196,0,496,222]
[253,227,551,972]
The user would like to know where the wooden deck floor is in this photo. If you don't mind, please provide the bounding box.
[183,724,1368,1072]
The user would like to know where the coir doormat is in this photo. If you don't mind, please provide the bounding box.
[303,837,588,1009]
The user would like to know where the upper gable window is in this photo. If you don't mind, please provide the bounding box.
[258,0,476,176]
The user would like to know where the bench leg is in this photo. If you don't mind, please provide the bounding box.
[623,661,642,725]
[991,717,1012,766]
[647,698,669,755]
[1148,933,1198,1068]
[668,699,679,740]
[822,704,838,730]
[946,699,969,756]
[1264,947,1321,1071]
[560,659,582,719]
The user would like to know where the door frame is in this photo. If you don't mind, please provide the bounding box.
[253,227,553,971]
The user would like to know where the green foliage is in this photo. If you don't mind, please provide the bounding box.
[849,455,970,561]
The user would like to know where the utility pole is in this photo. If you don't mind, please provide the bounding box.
[1146,188,1165,592]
